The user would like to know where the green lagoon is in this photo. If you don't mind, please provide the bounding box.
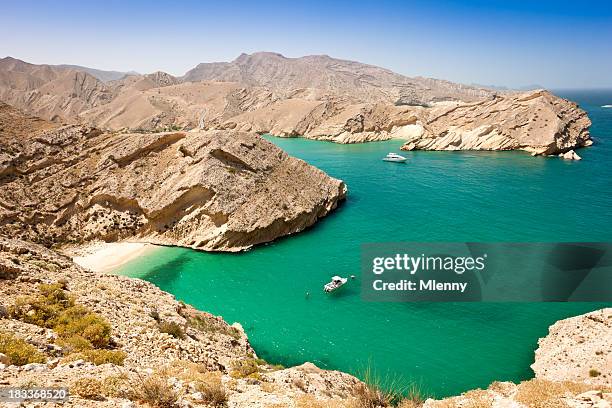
[117,91,612,397]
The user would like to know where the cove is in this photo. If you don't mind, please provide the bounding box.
[116,90,612,397]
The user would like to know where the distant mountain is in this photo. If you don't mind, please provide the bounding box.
[56,64,139,82]
[517,84,546,91]
[0,57,113,121]
[0,53,590,157]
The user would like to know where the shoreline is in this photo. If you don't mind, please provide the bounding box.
[64,241,158,273]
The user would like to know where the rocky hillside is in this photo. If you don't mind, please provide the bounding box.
[0,57,113,122]
[399,90,592,155]
[0,104,346,252]
[0,236,360,407]
[0,54,593,156]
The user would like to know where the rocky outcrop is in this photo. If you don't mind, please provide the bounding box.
[423,380,612,408]
[400,90,592,156]
[532,308,612,387]
[0,118,346,251]
[0,236,359,407]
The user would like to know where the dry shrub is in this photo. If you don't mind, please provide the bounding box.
[10,283,74,326]
[10,283,112,350]
[188,314,241,340]
[0,331,46,366]
[71,377,105,401]
[132,374,178,408]
[230,358,261,379]
[158,321,185,339]
[102,373,131,398]
[194,371,227,407]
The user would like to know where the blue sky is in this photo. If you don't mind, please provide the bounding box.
[1,0,611,88]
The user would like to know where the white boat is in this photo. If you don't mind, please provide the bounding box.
[382,152,407,162]
[602,105,612,108]
[324,276,348,293]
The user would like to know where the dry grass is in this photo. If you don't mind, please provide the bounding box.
[462,389,493,408]
[349,365,426,408]
[295,394,355,408]
[154,360,228,407]
[515,379,597,408]
[397,399,421,408]
[64,349,127,365]
[351,382,391,408]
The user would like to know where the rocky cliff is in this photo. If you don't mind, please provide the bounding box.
[0,54,593,156]
[532,308,612,387]
[0,107,346,252]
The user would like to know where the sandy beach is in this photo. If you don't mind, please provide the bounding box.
[67,241,158,273]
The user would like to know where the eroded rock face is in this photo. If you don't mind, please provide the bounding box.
[0,122,346,251]
[400,90,592,155]
[532,308,612,387]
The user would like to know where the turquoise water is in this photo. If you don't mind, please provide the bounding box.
[118,91,612,397]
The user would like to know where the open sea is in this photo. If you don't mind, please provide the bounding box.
[116,90,612,397]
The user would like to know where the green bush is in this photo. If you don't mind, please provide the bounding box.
[10,283,74,327]
[158,321,185,339]
[188,314,240,340]
[230,358,261,379]
[10,283,117,362]
[0,332,46,366]
[53,305,112,349]
[66,349,127,366]
[71,377,105,401]
[57,334,94,353]
[589,369,601,377]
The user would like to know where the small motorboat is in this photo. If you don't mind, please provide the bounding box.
[324,276,348,293]
[382,152,407,163]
